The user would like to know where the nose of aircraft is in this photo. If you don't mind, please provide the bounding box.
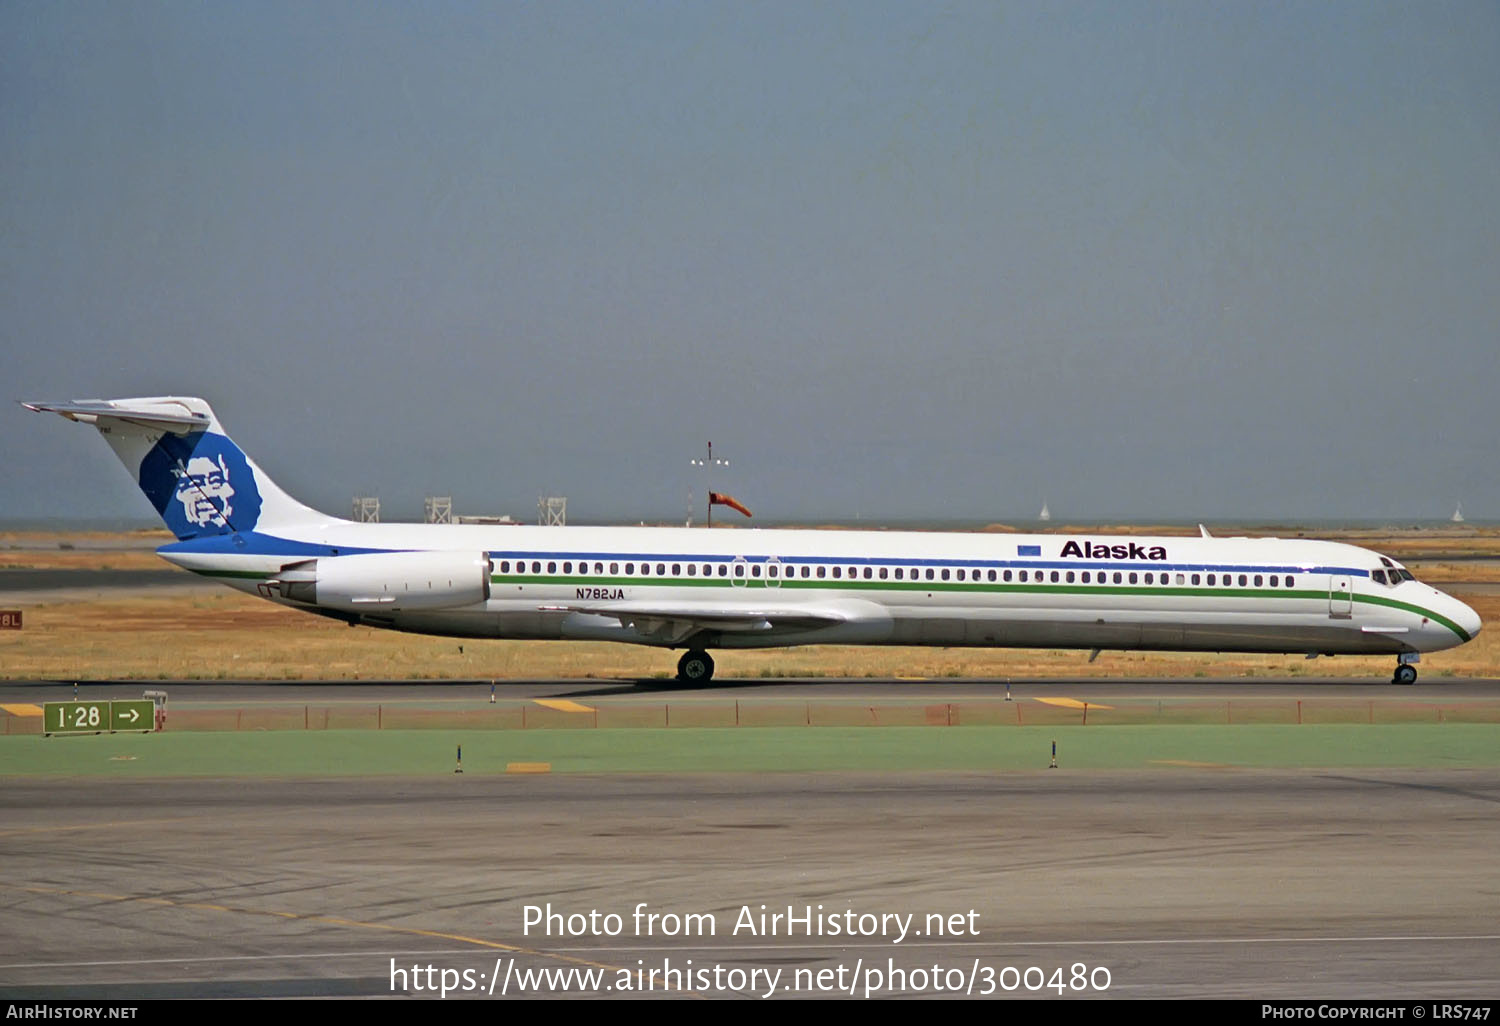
[1416,588,1482,649]
[1454,596,1483,641]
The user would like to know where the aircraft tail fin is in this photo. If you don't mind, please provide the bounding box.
[22,397,329,540]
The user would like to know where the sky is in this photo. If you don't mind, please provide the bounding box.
[3,2,1497,525]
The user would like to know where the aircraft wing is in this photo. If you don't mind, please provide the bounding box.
[22,399,209,434]
[540,601,851,645]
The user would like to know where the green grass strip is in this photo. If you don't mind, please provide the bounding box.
[3,725,1498,777]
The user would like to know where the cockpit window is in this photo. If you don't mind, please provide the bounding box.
[1371,569,1387,585]
[1398,568,1415,582]
[1379,557,1394,568]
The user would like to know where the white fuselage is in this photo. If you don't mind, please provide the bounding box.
[157,520,1481,657]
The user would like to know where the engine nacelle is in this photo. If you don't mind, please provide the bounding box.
[266,551,492,612]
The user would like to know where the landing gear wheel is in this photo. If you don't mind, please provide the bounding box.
[1392,664,1418,686]
[676,649,715,684]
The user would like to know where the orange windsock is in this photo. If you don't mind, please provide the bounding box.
[709,492,752,518]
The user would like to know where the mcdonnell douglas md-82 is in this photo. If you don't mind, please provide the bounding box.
[25,396,1481,684]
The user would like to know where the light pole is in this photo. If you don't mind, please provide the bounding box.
[690,442,729,527]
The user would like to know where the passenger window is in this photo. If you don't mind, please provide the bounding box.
[879,567,888,580]
[941,569,951,581]
[987,569,996,581]
[1253,575,1263,586]
[1081,571,1090,583]
[1018,570,1028,582]
[531,561,542,573]
[926,569,935,581]
[817,566,826,579]
[1269,575,1278,587]
[687,564,696,576]
[1050,571,1059,583]
[864,567,873,579]
[1003,570,1013,582]
[832,566,842,579]
[750,565,759,578]
[500,560,510,573]
[624,563,633,575]
[768,565,778,578]
[1175,574,1185,585]
[1286,575,1295,587]
[1064,571,1074,583]
[1128,572,1137,584]
[1190,574,1200,585]
[957,569,966,581]
[1238,574,1247,586]
[735,564,745,578]
[894,568,903,580]
[657,564,666,576]
[1143,573,1152,584]
[609,563,618,574]
[717,565,727,577]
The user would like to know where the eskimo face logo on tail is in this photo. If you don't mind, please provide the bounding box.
[177,454,234,527]
[139,431,262,539]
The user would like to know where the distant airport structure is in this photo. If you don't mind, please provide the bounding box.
[538,496,567,527]
[352,496,380,523]
[352,494,516,524]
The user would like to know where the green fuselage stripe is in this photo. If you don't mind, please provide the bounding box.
[183,567,1467,644]
[497,574,1470,642]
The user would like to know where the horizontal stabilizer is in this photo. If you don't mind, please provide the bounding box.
[22,399,210,434]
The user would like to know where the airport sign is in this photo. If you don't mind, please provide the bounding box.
[44,700,156,736]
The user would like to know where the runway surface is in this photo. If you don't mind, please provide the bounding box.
[5,675,1499,999]
[5,677,1500,705]
[1,771,1497,1000]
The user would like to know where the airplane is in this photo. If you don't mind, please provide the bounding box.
[23,395,1482,686]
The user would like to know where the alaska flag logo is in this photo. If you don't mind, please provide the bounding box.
[139,431,262,540]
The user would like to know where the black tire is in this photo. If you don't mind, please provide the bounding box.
[1392,664,1418,686]
[676,649,715,684]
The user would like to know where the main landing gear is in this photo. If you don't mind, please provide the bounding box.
[676,649,715,684]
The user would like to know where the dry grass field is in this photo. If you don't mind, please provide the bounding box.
[2,526,1496,681]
